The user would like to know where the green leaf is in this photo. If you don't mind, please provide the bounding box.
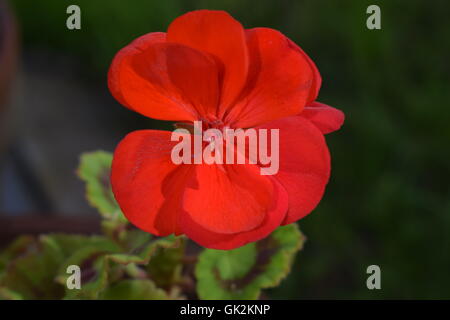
[0,288,23,300]
[77,150,123,220]
[99,279,168,300]
[59,234,182,299]
[122,230,153,252]
[54,236,122,300]
[0,235,66,299]
[0,233,121,300]
[0,236,35,273]
[0,230,182,300]
[61,256,112,300]
[216,245,257,281]
[107,235,183,266]
[195,224,305,300]
[146,238,185,288]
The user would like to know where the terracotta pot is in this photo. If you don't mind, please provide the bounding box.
[0,0,18,152]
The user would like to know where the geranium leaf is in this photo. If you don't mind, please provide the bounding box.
[58,234,182,299]
[0,231,182,300]
[0,236,35,273]
[61,256,112,300]
[195,224,305,300]
[146,238,185,288]
[77,150,123,220]
[0,288,23,300]
[0,234,124,300]
[107,235,183,266]
[0,235,66,299]
[98,279,168,300]
[54,236,121,300]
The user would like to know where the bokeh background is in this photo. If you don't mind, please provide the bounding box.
[1,0,449,299]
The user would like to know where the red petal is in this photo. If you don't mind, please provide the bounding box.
[108,32,166,108]
[287,39,322,103]
[111,130,193,236]
[180,178,288,250]
[300,101,345,134]
[108,33,220,121]
[225,28,314,128]
[182,163,272,234]
[167,10,249,115]
[256,116,331,224]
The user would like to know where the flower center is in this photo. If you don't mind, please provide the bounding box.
[174,117,229,134]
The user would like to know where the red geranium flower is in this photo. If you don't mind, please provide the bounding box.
[108,10,344,250]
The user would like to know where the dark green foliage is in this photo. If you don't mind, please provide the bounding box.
[9,0,450,298]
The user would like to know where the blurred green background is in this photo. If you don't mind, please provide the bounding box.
[7,0,450,299]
